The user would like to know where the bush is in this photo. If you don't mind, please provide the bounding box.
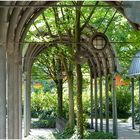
[115,86,131,118]
[31,119,55,128]
[82,94,91,116]
[53,127,74,139]
[84,131,116,139]
[31,93,57,118]
[135,113,140,124]
[53,128,115,139]
[106,86,131,119]
[39,110,56,120]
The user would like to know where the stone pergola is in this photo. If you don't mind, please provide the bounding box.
[0,1,139,139]
[129,51,140,132]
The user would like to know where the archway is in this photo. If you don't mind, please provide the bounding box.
[0,1,139,139]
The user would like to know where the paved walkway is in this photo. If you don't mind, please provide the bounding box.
[23,119,140,139]
[23,129,55,140]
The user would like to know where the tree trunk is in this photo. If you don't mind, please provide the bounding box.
[68,63,75,128]
[56,59,63,117]
[76,64,83,138]
[75,2,83,138]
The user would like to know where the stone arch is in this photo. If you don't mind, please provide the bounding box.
[22,30,119,135]
[0,1,139,139]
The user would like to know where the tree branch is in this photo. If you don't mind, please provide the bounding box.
[42,12,53,37]
[37,58,56,82]
[53,7,63,41]
[33,22,46,42]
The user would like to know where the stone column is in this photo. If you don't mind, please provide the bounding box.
[94,75,98,132]
[0,47,6,139]
[90,70,93,129]
[24,71,31,137]
[112,75,118,137]
[7,55,14,138]
[27,71,31,135]
[19,63,22,138]
[0,4,8,139]
[99,76,103,131]
[105,75,109,133]
[7,55,20,139]
[14,61,20,138]
[24,73,28,137]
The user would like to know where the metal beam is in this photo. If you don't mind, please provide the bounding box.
[131,78,135,129]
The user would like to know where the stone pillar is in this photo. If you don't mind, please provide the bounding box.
[105,75,109,133]
[27,71,31,135]
[99,76,103,131]
[7,55,14,138]
[94,75,98,132]
[112,75,118,137]
[0,47,6,139]
[24,73,28,137]
[24,71,31,137]
[14,61,20,138]
[90,70,93,129]
[19,63,22,138]
[0,4,8,139]
[7,55,20,139]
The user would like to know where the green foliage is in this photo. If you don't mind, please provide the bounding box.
[31,119,55,128]
[39,110,56,120]
[31,85,132,120]
[108,86,132,119]
[31,103,56,128]
[31,93,57,118]
[53,128,115,139]
[135,112,140,124]
[116,86,132,118]
[31,92,70,119]
[82,93,91,116]
[82,86,132,119]
[53,127,75,139]
[24,0,136,77]
[84,131,116,139]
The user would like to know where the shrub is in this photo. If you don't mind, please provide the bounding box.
[135,113,140,124]
[62,96,69,119]
[39,110,56,120]
[31,119,55,128]
[53,128,115,139]
[53,127,74,139]
[116,86,131,118]
[82,94,91,116]
[31,93,57,118]
[84,131,116,139]
[108,86,131,119]
[134,92,140,113]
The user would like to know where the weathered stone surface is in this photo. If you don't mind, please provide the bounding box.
[56,117,67,133]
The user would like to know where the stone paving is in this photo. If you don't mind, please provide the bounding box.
[23,119,140,139]
[23,129,55,140]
